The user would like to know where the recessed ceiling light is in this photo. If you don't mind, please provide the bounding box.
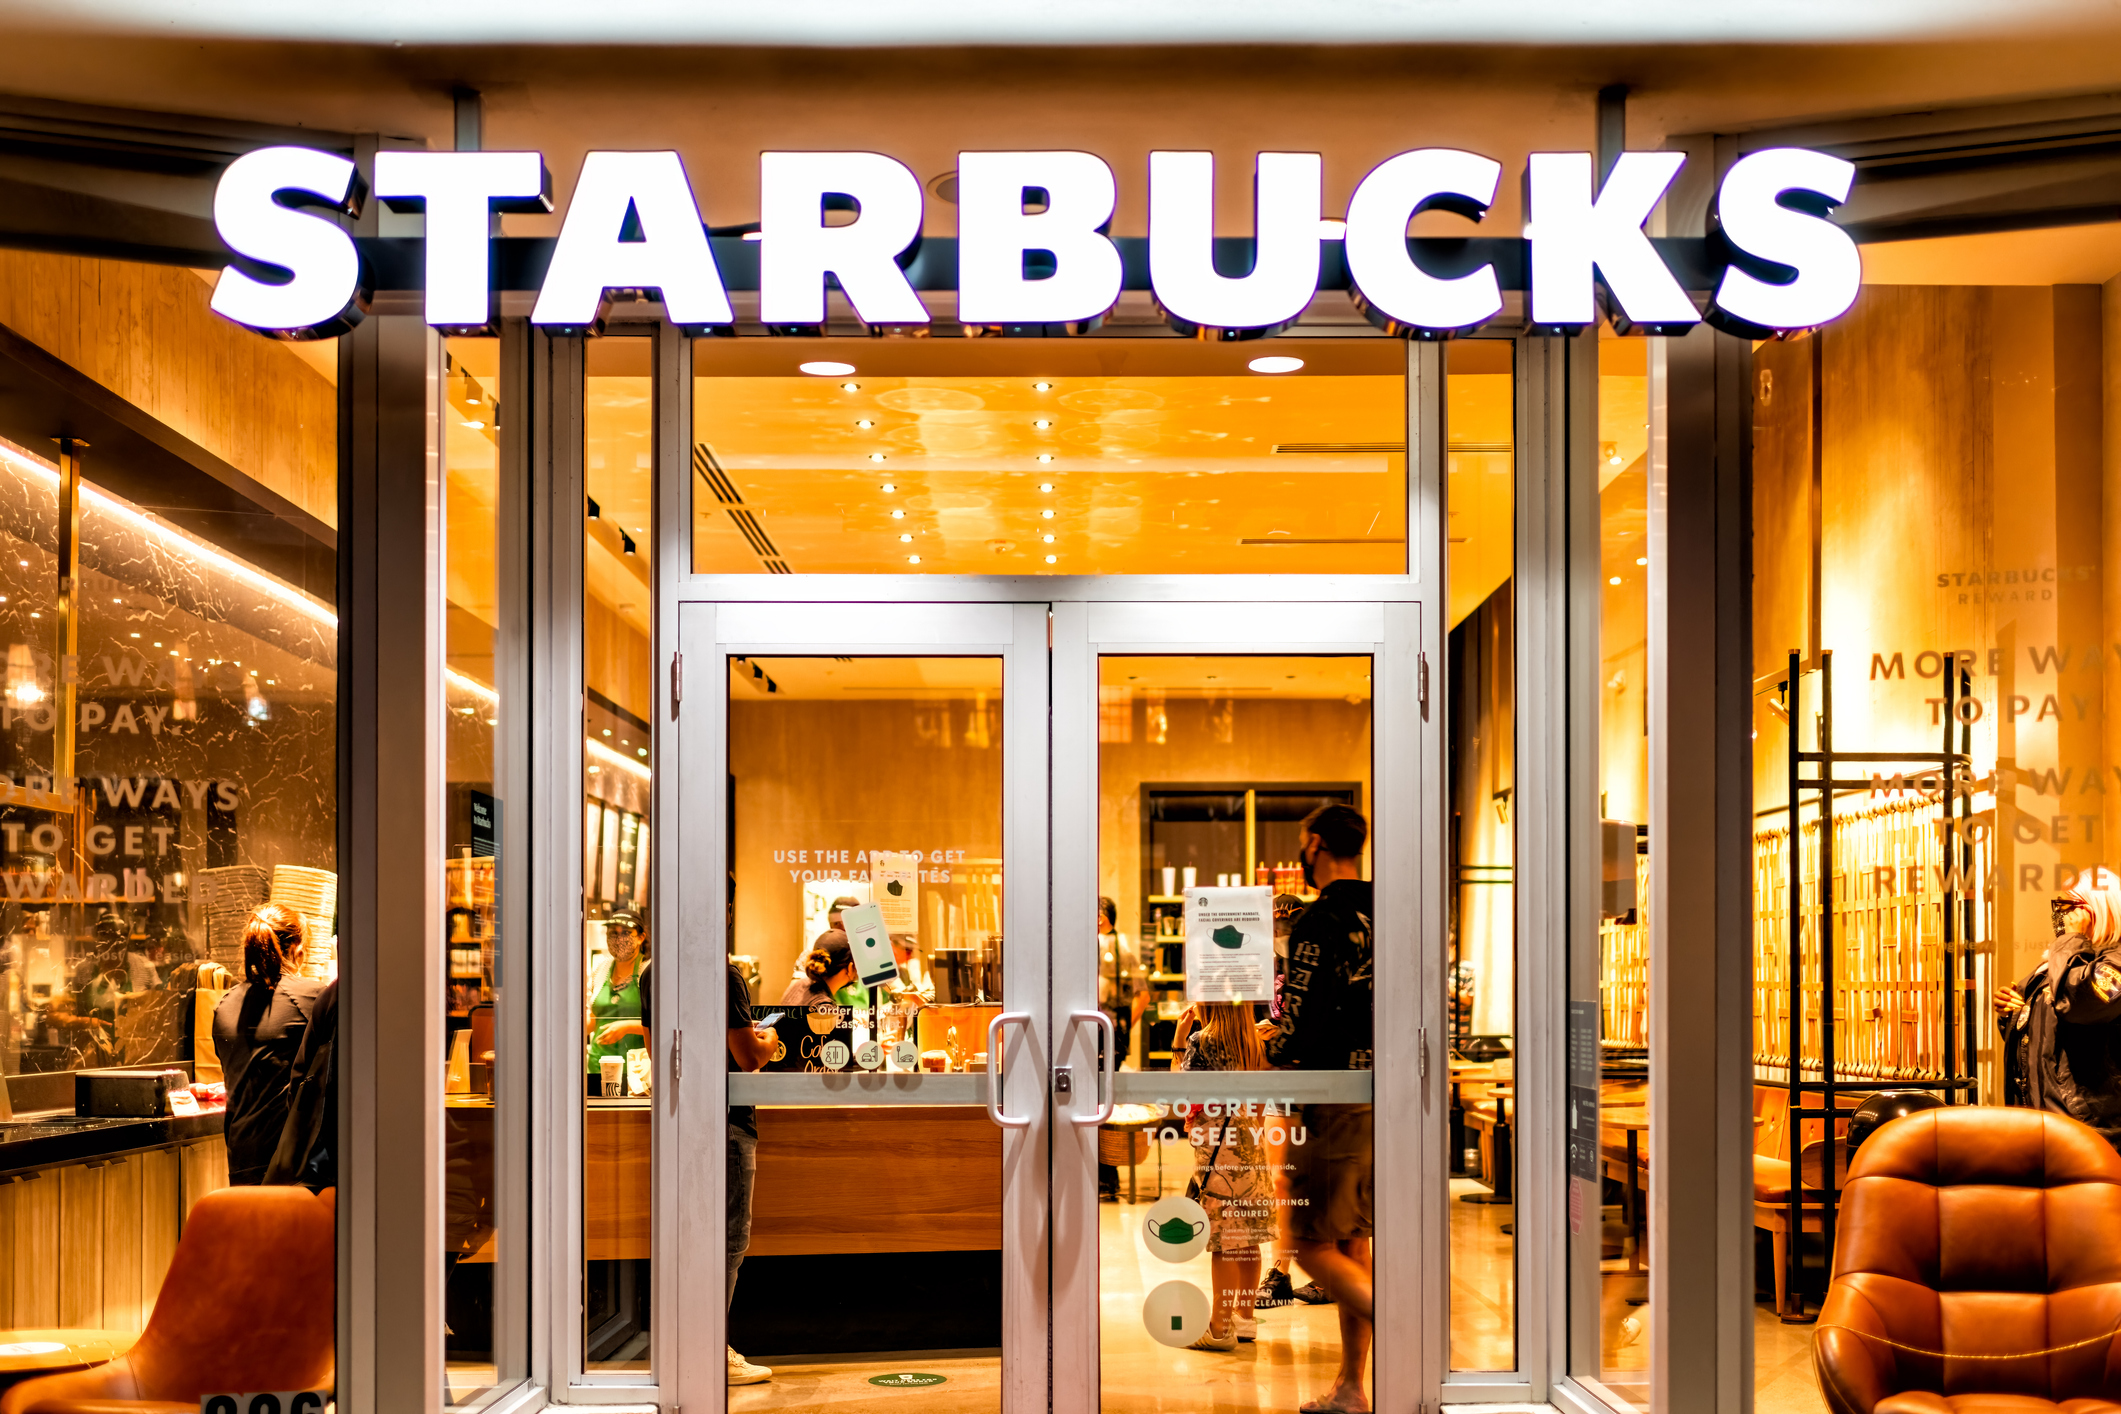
[1248,355,1305,374]
[907,554,922,564]
[1038,483,1054,493]
[1045,554,1058,564]
[1033,418,1053,430]
[1040,509,1055,520]
[1032,381,1053,392]
[799,361,856,377]
[855,418,876,429]
[1608,575,1622,585]
[868,452,888,462]
[1036,453,1055,463]
[462,419,485,430]
[1635,556,1648,566]
[899,533,913,543]
[880,482,897,493]
[1042,533,1055,544]
[839,381,861,393]
[890,509,906,520]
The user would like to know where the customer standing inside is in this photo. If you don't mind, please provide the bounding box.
[214,904,327,1186]
[1180,1002,1276,1351]
[1996,884,2121,1149]
[781,932,858,1007]
[725,962,777,1385]
[1262,804,1374,1414]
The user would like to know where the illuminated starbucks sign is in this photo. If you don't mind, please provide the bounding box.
[207,145,1859,343]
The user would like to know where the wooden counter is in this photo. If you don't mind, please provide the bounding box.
[580,1103,1002,1260]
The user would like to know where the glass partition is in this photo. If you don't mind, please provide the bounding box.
[725,653,1006,1410]
[1094,653,1374,1414]
[584,334,655,1372]
[1445,339,1517,1372]
[1567,330,1652,1409]
[442,335,515,1402]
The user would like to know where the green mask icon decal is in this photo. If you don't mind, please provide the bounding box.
[1211,924,1245,949]
[886,879,904,897]
[1147,1215,1208,1245]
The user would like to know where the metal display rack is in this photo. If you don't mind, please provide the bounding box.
[1775,648,1981,1320]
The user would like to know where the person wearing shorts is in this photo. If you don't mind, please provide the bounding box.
[1263,803,1375,1414]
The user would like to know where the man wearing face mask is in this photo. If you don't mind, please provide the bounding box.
[586,909,650,1096]
[1262,804,1374,1414]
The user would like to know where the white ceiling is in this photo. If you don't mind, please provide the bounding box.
[0,0,2100,45]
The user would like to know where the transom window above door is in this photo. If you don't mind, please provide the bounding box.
[684,340,1408,577]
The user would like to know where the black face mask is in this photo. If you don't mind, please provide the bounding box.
[1301,840,1318,891]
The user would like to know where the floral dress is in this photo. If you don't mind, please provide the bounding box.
[1180,1032,1278,1253]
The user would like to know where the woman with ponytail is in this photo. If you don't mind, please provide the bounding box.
[213,903,327,1184]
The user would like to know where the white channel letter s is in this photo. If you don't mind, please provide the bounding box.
[1525,150,1698,335]
[956,151,1122,330]
[209,146,365,340]
[530,151,733,333]
[1148,151,1322,336]
[1343,149,1503,337]
[373,150,552,331]
[759,152,930,330]
[1707,148,1860,337]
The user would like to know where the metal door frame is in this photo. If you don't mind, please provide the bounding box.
[1047,593,1428,1414]
[664,596,1054,1414]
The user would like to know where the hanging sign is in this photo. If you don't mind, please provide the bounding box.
[873,850,920,933]
[1184,885,1274,1003]
[208,145,1861,341]
[842,900,899,987]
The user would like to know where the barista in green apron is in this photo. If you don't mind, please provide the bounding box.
[587,909,649,1096]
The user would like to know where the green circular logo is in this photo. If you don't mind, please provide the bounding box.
[868,1372,948,1388]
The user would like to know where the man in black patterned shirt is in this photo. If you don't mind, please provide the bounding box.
[1264,804,1374,1413]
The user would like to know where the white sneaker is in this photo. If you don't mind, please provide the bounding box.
[1236,1315,1259,1342]
[728,1345,772,1385]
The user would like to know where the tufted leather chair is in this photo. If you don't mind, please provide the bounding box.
[1815,1107,2121,1414]
[0,1185,334,1414]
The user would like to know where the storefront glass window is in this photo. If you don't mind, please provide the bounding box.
[443,336,513,1401]
[0,252,336,1347]
[725,653,1005,1406]
[584,335,655,1372]
[1445,339,1517,1371]
[1747,234,2121,1410]
[690,341,1406,576]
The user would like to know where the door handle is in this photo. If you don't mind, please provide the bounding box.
[986,1010,1034,1129]
[1069,1009,1116,1126]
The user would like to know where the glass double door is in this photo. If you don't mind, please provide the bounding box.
[675,593,1421,1414]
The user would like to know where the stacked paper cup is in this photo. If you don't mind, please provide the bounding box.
[270,866,339,981]
[193,865,270,969]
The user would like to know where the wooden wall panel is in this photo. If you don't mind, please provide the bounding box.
[101,1155,145,1336]
[583,1108,651,1262]
[178,1137,228,1224]
[12,1173,57,1328]
[139,1147,180,1298]
[746,1106,1001,1256]
[56,1164,102,1328]
[0,252,336,528]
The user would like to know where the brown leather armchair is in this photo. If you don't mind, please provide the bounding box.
[1815,1107,2121,1414]
[0,1185,334,1414]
